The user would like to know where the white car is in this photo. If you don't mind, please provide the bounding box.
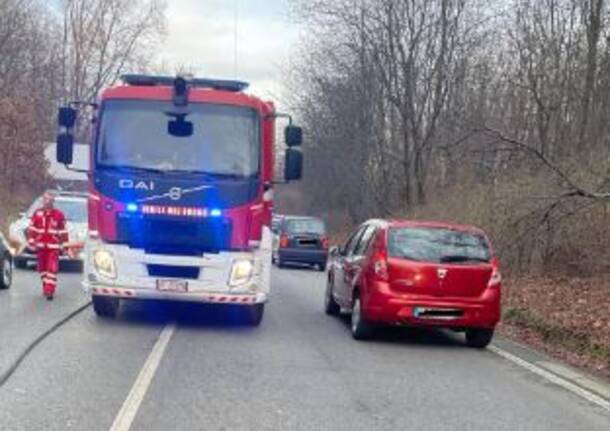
[9,192,88,269]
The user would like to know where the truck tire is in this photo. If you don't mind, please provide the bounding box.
[465,328,494,348]
[0,253,12,289]
[14,257,28,270]
[245,303,264,326]
[92,295,119,318]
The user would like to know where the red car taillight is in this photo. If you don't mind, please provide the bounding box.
[279,234,289,248]
[321,236,330,249]
[488,258,502,289]
[372,250,389,281]
[374,260,389,281]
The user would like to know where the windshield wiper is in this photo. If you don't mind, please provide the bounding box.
[174,170,253,180]
[440,255,490,263]
[201,171,252,179]
[99,164,169,175]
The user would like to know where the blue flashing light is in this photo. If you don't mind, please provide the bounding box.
[210,208,222,217]
[126,203,138,212]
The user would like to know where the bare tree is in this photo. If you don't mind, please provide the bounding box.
[0,0,167,214]
[289,0,610,273]
[60,0,167,103]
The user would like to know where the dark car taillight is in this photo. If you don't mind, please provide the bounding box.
[279,234,289,248]
[321,236,330,249]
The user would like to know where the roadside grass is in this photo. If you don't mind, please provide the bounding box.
[503,307,610,362]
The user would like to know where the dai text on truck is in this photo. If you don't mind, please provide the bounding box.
[56,75,303,325]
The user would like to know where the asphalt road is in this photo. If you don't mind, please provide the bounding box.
[0,266,609,431]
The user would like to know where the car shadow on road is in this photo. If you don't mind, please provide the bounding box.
[274,263,325,272]
[106,300,263,331]
[335,314,466,349]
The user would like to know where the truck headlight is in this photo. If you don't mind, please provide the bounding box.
[229,259,254,287]
[93,249,116,279]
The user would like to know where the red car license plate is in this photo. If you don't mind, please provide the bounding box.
[156,279,188,292]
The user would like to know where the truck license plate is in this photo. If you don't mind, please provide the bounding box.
[156,279,188,292]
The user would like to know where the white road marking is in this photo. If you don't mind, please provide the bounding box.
[489,345,610,413]
[109,323,175,431]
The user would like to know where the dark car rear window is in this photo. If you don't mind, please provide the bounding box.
[388,227,491,264]
[285,218,326,235]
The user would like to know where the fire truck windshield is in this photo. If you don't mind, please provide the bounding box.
[97,100,260,177]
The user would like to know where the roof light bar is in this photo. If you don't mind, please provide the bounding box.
[120,74,249,92]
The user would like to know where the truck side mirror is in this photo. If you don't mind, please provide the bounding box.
[58,107,77,128]
[57,133,74,165]
[284,148,303,181]
[285,125,302,147]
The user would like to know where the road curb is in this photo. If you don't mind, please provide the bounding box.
[490,337,610,411]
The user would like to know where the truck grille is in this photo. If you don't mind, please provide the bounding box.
[116,212,232,253]
[147,264,200,279]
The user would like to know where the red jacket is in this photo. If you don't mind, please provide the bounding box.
[27,208,69,252]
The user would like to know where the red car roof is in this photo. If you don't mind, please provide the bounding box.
[385,219,488,236]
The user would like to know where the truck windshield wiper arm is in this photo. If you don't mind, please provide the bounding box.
[99,164,169,175]
[175,170,253,179]
[99,164,253,179]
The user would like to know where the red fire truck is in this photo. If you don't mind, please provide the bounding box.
[56,75,303,325]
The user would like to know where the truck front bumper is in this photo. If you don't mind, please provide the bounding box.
[83,228,272,306]
[86,283,267,305]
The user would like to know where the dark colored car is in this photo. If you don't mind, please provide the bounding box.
[276,216,329,271]
[0,232,13,289]
[325,219,501,347]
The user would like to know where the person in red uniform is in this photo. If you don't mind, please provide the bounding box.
[27,192,69,300]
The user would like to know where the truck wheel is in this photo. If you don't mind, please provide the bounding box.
[244,303,264,326]
[351,293,373,340]
[0,253,12,289]
[14,257,27,270]
[324,276,340,316]
[317,262,327,272]
[92,295,119,318]
[465,328,494,348]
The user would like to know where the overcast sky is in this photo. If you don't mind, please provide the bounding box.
[158,0,300,108]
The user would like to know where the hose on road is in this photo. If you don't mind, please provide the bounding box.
[0,301,92,388]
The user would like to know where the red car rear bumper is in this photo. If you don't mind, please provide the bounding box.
[363,282,501,329]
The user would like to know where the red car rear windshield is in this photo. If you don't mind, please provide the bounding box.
[388,227,491,264]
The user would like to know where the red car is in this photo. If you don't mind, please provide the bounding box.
[325,219,501,347]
